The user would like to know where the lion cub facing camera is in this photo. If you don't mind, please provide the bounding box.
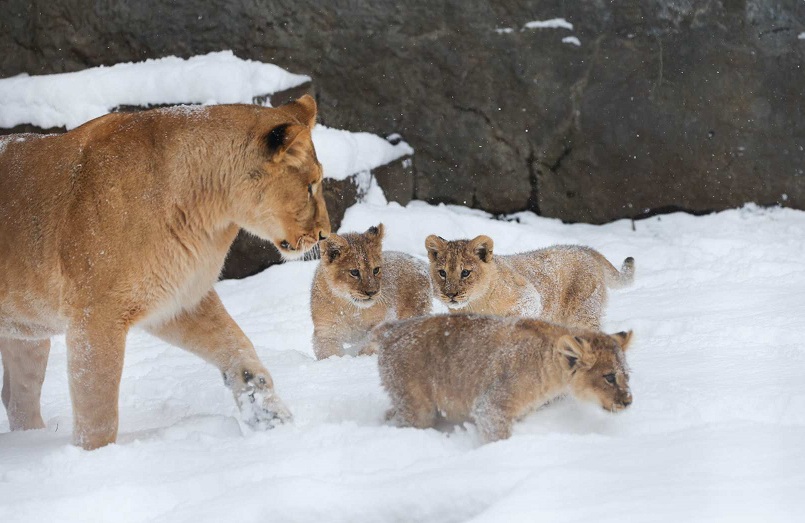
[311,224,432,359]
[371,314,633,443]
[425,235,634,330]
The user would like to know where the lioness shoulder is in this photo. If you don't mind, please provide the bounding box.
[425,234,634,330]
[372,314,633,443]
[311,224,432,359]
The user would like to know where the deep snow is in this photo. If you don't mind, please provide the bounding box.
[1,200,803,522]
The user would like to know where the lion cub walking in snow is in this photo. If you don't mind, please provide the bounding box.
[425,235,634,330]
[371,314,633,443]
[311,224,432,359]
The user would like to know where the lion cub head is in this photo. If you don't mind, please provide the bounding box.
[320,224,385,308]
[425,234,495,309]
[230,95,330,260]
[556,331,633,412]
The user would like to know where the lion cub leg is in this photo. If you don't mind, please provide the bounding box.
[471,388,515,443]
[0,338,50,431]
[66,319,127,450]
[386,388,437,429]
[146,291,292,429]
[312,331,345,360]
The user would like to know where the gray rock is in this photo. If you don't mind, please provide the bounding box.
[2,0,805,223]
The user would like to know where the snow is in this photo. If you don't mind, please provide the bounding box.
[523,18,574,31]
[0,51,310,130]
[562,36,582,46]
[0,52,412,183]
[2,200,804,522]
[799,32,805,40]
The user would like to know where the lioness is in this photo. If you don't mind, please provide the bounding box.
[0,96,330,449]
[425,235,634,330]
[311,224,432,359]
[371,314,633,443]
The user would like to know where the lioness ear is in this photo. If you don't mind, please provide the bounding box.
[323,235,348,263]
[366,223,385,242]
[557,335,586,369]
[278,94,317,130]
[611,330,633,351]
[469,235,494,263]
[425,235,447,261]
[265,123,308,159]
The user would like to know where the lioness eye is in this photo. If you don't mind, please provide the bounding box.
[373,267,380,275]
[438,269,446,279]
[349,269,360,278]
[604,373,616,385]
[461,269,471,278]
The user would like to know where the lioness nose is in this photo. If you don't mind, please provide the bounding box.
[318,230,328,241]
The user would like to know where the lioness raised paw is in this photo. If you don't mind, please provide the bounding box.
[224,368,292,430]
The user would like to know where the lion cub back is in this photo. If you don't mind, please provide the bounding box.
[310,224,431,359]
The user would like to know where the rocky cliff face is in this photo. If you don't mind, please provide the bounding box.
[2,0,804,223]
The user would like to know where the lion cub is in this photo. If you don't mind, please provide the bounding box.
[311,224,432,359]
[425,235,634,330]
[371,314,633,443]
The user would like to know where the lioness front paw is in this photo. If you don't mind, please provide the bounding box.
[225,368,293,430]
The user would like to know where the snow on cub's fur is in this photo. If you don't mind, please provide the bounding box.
[0,96,330,450]
[425,235,634,330]
[372,314,633,443]
[311,224,432,359]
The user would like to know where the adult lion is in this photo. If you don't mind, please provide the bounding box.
[0,95,330,449]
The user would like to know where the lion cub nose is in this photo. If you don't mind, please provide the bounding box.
[622,394,633,407]
[365,290,377,297]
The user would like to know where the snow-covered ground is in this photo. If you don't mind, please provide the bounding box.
[2,200,804,522]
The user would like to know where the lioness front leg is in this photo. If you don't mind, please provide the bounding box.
[0,337,50,431]
[66,320,127,450]
[146,291,291,429]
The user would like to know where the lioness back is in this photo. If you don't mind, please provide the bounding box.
[425,235,634,330]
[311,224,432,359]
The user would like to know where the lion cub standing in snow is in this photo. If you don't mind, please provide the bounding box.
[425,235,634,330]
[311,224,432,359]
[371,314,633,443]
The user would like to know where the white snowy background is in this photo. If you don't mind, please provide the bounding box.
[1,52,804,522]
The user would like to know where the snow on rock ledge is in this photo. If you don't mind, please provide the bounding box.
[0,51,311,130]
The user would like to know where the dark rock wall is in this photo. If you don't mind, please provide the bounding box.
[2,0,804,223]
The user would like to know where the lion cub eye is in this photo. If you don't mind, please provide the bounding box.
[438,269,447,279]
[461,269,471,278]
[373,267,381,275]
[308,183,313,197]
[604,373,617,385]
[349,269,360,278]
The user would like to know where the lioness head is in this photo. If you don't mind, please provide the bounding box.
[230,95,330,260]
[425,234,495,309]
[556,331,633,412]
[320,224,385,308]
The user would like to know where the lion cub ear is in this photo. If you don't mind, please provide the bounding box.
[425,235,447,261]
[366,223,385,242]
[610,330,633,351]
[468,235,494,263]
[279,94,317,130]
[323,235,349,264]
[557,335,594,370]
[265,123,308,160]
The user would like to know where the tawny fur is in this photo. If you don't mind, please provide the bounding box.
[425,235,634,330]
[0,96,330,449]
[311,224,432,359]
[371,314,633,443]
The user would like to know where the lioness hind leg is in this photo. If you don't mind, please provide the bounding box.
[67,321,126,450]
[146,290,292,429]
[0,337,50,431]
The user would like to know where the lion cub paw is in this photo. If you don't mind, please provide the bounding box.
[225,368,293,430]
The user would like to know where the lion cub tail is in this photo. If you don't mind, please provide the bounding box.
[603,256,635,289]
